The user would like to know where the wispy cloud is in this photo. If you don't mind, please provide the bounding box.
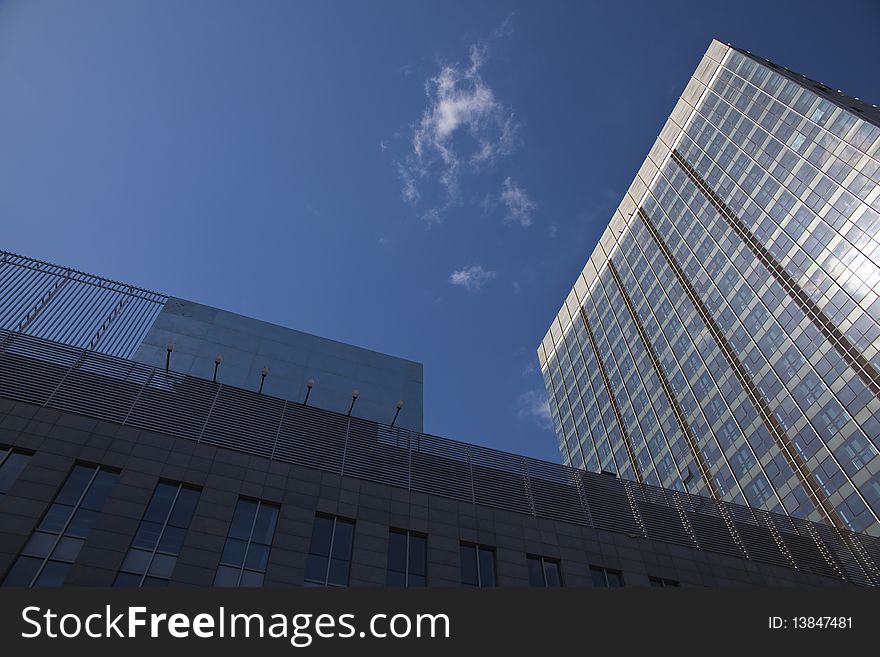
[517,389,552,430]
[521,360,536,377]
[548,222,557,238]
[397,21,518,223]
[449,265,497,291]
[398,163,421,204]
[500,177,536,227]
[421,208,442,227]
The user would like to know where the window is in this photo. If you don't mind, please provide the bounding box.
[213,498,279,587]
[386,529,426,587]
[527,555,562,587]
[304,514,355,587]
[649,576,680,588]
[460,542,496,587]
[0,447,31,494]
[590,565,624,587]
[2,463,118,587]
[115,481,201,587]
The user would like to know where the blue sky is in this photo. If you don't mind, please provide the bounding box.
[1,0,878,463]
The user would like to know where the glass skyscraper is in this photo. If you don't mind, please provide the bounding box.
[538,40,880,536]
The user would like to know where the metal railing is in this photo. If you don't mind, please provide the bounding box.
[0,328,878,586]
[0,251,167,359]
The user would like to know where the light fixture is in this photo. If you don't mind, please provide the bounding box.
[304,378,315,405]
[347,389,359,416]
[259,367,269,394]
[390,399,404,428]
[165,342,174,372]
[213,355,223,383]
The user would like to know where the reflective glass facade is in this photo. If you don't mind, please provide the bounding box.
[539,41,880,536]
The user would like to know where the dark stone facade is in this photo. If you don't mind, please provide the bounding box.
[0,398,850,588]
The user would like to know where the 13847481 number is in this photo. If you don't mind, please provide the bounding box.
[768,616,852,629]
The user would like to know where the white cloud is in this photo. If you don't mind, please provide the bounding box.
[548,222,557,238]
[379,140,388,152]
[449,265,497,291]
[421,208,443,227]
[398,24,518,220]
[398,163,421,204]
[517,389,552,430]
[521,360,536,376]
[500,177,536,227]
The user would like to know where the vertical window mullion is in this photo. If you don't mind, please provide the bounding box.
[474,545,481,587]
[324,517,337,587]
[238,500,262,587]
[139,482,182,587]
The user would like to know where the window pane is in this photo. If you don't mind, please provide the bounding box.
[148,553,177,578]
[408,574,426,587]
[387,531,407,573]
[228,499,258,540]
[244,543,270,571]
[460,545,478,586]
[251,504,278,545]
[132,521,164,550]
[239,570,263,587]
[157,525,186,555]
[34,560,71,587]
[22,531,56,558]
[478,548,495,587]
[327,558,350,586]
[304,555,328,584]
[38,504,73,534]
[143,483,177,524]
[55,466,94,506]
[142,577,169,587]
[544,561,561,587]
[591,567,607,588]
[330,520,354,559]
[66,508,98,537]
[121,548,152,574]
[527,557,544,587]
[2,556,43,587]
[80,469,117,511]
[51,537,84,562]
[0,451,30,494]
[408,534,426,576]
[213,565,240,587]
[308,516,334,556]
[386,569,406,587]
[168,487,200,527]
[220,539,248,567]
[114,572,142,587]
[608,571,623,587]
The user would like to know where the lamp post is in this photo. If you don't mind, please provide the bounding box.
[259,367,269,394]
[390,400,404,428]
[165,343,174,372]
[213,355,223,383]
[304,379,315,405]
[347,389,359,416]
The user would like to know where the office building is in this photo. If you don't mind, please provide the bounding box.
[1,249,879,587]
[538,40,880,536]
